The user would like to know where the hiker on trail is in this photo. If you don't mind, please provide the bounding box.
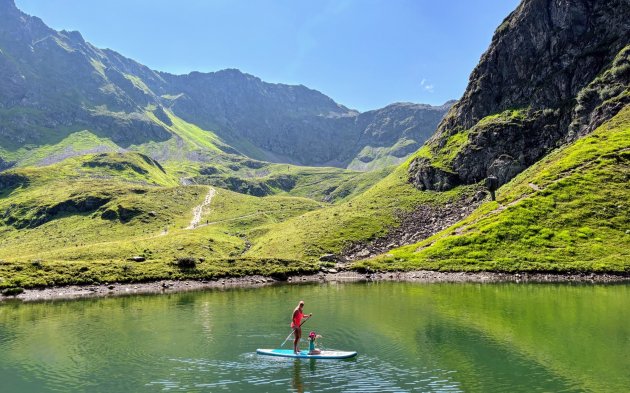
[292,300,311,354]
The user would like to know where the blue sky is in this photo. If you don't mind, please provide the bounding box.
[16,0,521,112]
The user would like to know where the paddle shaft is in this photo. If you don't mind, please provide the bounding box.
[280,315,311,347]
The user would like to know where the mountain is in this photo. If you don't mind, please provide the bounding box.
[0,0,628,292]
[0,0,450,170]
[158,69,452,168]
[408,0,629,190]
[252,0,629,272]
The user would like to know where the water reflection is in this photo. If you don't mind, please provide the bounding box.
[290,359,318,393]
[291,360,304,393]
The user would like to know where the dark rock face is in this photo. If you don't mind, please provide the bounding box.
[452,109,561,186]
[409,0,630,191]
[0,1,451,169]
[408,158,460,191]
[0,172,28,190]
[487,155,525,186]
[568,45,630,139]
[0,157,15,172]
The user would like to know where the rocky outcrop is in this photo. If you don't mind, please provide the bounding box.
[3,195,111,229]
[0,157,16,172]
[99,202,144,223]
[81,152,165,175]
[0,172,28,190]
[568,45,630,140]
[409,0,630,191]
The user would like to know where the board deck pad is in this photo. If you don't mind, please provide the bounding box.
[256,348,357,359]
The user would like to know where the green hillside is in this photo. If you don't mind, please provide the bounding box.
[247,160,471,261]
[356,106,630,273]
[0,152,334,289]
[0,105,389,204]
[0,106,628,292]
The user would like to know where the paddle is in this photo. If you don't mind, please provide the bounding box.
[280,314,312,347]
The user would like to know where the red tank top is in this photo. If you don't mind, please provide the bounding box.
[291,309,303,328]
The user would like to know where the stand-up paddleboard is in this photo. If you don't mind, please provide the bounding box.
[257,349,357,359]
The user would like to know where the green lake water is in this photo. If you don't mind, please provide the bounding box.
[0,282,628,392]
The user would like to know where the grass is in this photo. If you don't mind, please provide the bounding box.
[0,151,326,289]
[2,152,177,188]
[0,142,468,289]
[356,106,630,273]
[181,153,393,203]
[0,130,120,166]
[0,181,322,289]
[0,98,627,290]
[248,160,470,261]
[0,105,390,204]
[123,74,153,95]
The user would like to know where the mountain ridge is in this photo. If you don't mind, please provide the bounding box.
[0,0,451,169]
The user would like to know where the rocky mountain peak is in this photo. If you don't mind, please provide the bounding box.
[409,0,630,191]
[59,29,85,43]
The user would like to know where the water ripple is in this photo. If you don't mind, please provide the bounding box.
[146,352,462,392]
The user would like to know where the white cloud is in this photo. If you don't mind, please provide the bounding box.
[420,78,434,93]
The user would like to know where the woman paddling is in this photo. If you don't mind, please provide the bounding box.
[291,300,312,354]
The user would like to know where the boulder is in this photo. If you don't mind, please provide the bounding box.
[319,254,336,262]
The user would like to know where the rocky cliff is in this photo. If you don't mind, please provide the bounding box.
[0,0,450,169]
[409,0,630,190]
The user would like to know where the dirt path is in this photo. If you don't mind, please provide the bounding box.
[186,187,216,229]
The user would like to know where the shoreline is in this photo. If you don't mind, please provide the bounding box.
[2,270,629,303]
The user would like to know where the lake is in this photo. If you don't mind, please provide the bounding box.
[0,282,628,392]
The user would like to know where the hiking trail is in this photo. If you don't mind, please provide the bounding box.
[186,187,216,229]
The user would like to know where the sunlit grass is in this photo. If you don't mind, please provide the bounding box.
[356,106,630,273]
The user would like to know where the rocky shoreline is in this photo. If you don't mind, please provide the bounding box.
[1,270,628,303]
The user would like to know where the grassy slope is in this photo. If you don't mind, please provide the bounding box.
[181,151,393,203]
[0,130,121,166]
[1,97,627,291]
[248,160,471,261]
[0,153,324,289]
[0,102,390,204]
[356,106,630,273]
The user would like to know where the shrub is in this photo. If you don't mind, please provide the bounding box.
[2,287,25,297]
[174,257,197,269]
